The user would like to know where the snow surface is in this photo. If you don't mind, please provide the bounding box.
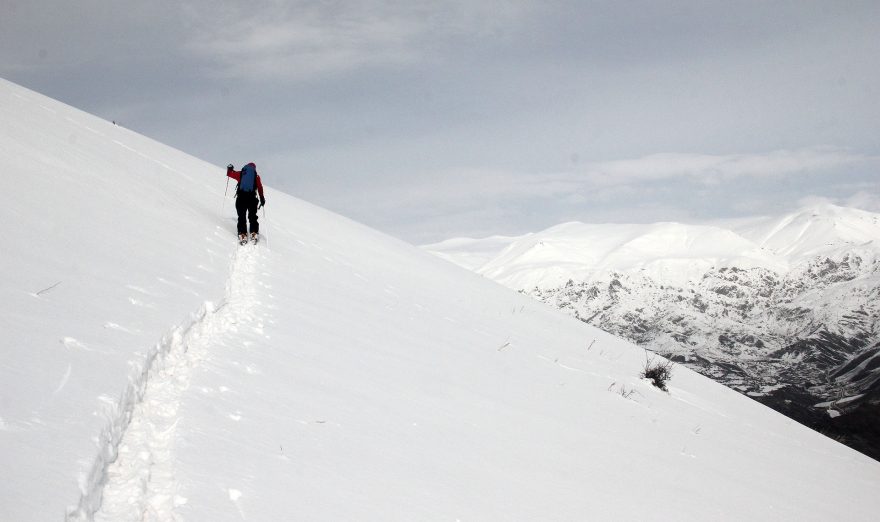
[3,77,880,521]
[733,203,880,261]
[425,205,880,291]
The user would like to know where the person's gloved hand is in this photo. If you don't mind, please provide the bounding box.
[260,198,266,208]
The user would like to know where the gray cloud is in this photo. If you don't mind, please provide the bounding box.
[181,0,535,81]
[582,149,873,185]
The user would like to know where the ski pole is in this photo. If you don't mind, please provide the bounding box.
[220,173,230,217]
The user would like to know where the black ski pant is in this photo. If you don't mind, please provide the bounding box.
[235,191,259,235]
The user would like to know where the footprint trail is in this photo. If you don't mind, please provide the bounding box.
[69,246,264,522]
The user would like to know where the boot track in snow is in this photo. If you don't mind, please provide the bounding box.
[67,245,264,521]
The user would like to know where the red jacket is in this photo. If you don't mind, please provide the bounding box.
[227,162,265,199]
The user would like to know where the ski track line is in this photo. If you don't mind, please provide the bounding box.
[67,245,263,521]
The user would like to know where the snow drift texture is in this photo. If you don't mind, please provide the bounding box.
[2,77,880,521]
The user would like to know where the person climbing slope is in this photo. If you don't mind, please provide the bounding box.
[227,162,266,244]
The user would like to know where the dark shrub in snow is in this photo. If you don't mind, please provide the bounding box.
[643,355,674,391]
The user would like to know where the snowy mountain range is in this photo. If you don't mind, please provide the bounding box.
[426,205,880,461]
[3,76,880,521]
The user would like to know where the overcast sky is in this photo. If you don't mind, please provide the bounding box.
[2,0,879,243]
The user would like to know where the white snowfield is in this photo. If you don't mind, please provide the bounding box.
[2,77,880,521]
[425,204,880,290]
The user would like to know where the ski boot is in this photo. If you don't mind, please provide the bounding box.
[239,233,248,245]
[251,232,260,244]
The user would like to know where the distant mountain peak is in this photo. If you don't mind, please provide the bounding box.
[734,204,880,261]
[426,203,880,462]
[428,205,880,290]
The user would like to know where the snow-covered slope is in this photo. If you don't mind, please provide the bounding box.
[446,221,789,289]
[3,78,880,521]
[426,206,880,290]
[734,204,880,261]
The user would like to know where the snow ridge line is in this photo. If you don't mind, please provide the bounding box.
[67,246,260,521]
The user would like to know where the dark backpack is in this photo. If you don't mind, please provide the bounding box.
[239,164,257,192]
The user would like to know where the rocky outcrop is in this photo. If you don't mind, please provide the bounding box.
[527,252,880,459]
